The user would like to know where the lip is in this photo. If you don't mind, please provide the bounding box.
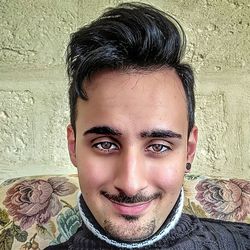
[110,200,152,216]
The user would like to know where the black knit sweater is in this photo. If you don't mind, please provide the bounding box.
[45,213,250,249]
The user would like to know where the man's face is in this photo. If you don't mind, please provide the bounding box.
[67,69,197,241]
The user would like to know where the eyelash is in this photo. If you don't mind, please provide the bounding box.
[145,144,172,154]
[92,141,172,154]
[92,141,119,153]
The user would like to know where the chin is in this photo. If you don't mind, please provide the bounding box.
[103,216,156,241]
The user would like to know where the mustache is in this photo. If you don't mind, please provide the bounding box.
[101,190,162,204]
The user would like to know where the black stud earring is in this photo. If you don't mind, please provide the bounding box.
[186,163,191,171]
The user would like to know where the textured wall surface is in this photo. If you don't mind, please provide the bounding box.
[0,0,249,182]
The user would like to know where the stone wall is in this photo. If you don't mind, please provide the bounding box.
[0,0,249,182]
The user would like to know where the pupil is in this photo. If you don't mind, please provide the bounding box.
[153,144,162,151]
[102,142,111,149]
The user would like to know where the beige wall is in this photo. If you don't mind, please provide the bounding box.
[0,0,249,182]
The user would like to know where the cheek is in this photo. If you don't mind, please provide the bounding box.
[149,159,185,192]
[76,154,115,193]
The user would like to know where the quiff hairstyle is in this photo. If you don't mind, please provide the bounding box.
[66,2,195,135]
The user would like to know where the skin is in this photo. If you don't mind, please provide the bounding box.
[67,68,198,241]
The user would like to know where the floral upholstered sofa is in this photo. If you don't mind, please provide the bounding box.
[0,174,249,250]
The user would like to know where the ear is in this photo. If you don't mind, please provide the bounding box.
[67,124,77,167]
[186,125,198,173]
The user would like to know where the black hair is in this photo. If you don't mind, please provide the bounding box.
[66,2,195,135]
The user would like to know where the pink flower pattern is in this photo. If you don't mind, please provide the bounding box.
[3,177,77,230]
[195,178,250,221]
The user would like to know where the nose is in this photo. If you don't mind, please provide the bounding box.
[113,147,148,197]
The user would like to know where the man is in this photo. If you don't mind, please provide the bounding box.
[46,2,249,249]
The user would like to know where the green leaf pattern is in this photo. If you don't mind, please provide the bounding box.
[36,221,56,240]
[0,222,28,250]
[11,224,28,242]
[0,209,10,227]
[0,229,14,250]
[183,199,207,218]
[50,206,82,245]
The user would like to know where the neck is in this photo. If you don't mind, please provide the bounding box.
[77,188,184,249]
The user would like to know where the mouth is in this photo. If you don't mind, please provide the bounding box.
[109,199,153,216]
[100,190,161,217]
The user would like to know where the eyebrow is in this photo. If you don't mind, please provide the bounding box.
[84,126,182,139]
[83,126,122,136]
[140,129,182,139]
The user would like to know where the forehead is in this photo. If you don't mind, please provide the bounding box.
[85,68,186,102]
[77,68,188,135]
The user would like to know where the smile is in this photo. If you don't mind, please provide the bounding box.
[109,200,152,216]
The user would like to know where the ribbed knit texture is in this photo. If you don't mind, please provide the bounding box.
[45,213,250,250]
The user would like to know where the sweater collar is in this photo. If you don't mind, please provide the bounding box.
[77,188,184,249]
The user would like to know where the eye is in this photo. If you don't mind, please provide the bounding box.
[92,141,119,153]
[146,144,172,154]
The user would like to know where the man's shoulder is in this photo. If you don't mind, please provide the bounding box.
[198,215,250,230]
[195,215,250,248]
[44,242,69,250]
[43,226,82,250]
[43,225,110,250]
[44,239,72,250]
